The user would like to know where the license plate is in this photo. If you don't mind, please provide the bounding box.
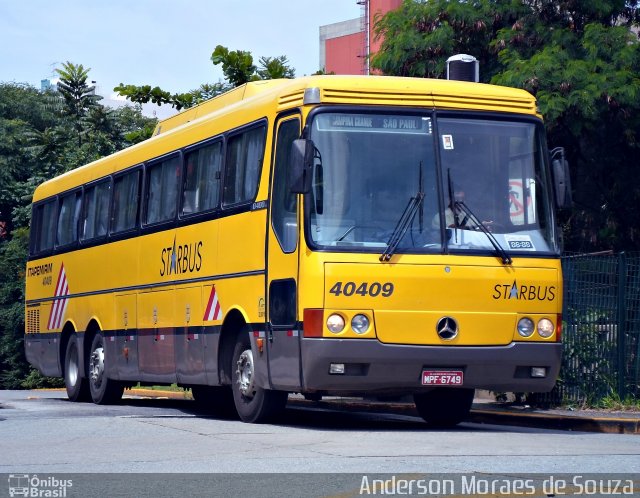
[422,370,464,386]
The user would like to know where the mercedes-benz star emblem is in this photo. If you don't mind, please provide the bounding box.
[436,316,459,340]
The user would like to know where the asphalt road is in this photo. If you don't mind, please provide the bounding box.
[1,390,639,477]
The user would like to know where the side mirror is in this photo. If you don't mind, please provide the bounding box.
[289,139,314,194]
[551,147,572,209]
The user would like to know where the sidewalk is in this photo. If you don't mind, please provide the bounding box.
[126,388,640,434]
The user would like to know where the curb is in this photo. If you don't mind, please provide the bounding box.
[127,388,192,400]
[286,398,639,434]
[468,407,640,435]
[123,389,639,434]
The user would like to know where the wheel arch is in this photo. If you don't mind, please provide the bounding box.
[217,307,249,385]
[59,321,77,376]
[82,318,103,373]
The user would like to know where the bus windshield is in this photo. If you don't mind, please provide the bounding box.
[306,111,557,256]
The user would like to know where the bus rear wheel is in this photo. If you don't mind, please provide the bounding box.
[88,332,124,405]
[413,388,474,427]
[231,333,287,423]
[64,334,90,402]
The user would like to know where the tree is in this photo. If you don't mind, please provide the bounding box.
[0,80,155,388]
[210,45,257,86]
[55,62,102,146]
[0,228,40,388]
[371,0,528,80]
[111,83,202,111]
[115,45,296,110]
[257,56,296,80]
[491,1,640,251]
[371,0,640,251]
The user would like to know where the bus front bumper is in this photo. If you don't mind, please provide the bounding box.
[300,339,561,394]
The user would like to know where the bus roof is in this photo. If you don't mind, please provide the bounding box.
[32,75,537,203]
[153,75,537,136]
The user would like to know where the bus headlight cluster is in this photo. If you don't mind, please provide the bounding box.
[517,317,555,339]
[326,313,371,335]
[326,314,345,333]
[537,318,555,338]
[517,317,535,337]
[351,314,370,334]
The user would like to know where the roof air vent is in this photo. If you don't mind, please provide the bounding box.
[446,54,479,82]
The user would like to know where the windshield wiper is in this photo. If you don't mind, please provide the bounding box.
[380,161,426,262]
[380,191,424,262]
[453,200,513,265]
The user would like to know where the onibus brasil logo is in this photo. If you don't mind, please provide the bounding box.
[8,474,72,497]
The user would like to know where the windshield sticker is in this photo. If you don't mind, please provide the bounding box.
[504,234,535,250]
[442,134,454,150]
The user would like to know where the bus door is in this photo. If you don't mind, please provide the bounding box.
[266,116,302,391]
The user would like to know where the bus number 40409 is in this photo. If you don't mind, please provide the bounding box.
[329,281,394,297]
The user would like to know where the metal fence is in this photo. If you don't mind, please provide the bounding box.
[532,252,640,405]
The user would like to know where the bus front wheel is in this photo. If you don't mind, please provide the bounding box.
[231,333,287,423]
[413,388,474,427]
[88,332,124,405]
[64,334,90,402]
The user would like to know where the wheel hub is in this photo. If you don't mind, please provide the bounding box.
[89,346,105,389]
[68,347,78,387]
[236,349,255,399]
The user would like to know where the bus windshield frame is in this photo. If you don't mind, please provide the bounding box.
[303,107,559,258]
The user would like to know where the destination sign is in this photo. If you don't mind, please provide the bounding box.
[316,114,432,134]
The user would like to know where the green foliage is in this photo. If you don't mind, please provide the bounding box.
[211,45,258,86]
[313,68,335,75]
[191,82,232,102]
[371,0,527,80]
[112,83,200,111]
[595,392,640,411]
[0,228,30,388]
[116,45,295,110]
[0,72,156,388]
[55,62,103,146]
[257,56,296,80]
[372,0,640,251]
[492,6,640,252]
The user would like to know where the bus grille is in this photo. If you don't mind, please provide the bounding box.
[320,88,536,114]
[27,309,40,334]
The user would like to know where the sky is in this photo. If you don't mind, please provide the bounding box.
[0,1,361,115]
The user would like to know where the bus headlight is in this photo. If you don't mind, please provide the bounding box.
[517,317,535,337]
[326,314,345,334]
[351,314,370,334]
[537,318,555,338]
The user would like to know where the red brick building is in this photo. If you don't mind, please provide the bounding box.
[319,0,401,75]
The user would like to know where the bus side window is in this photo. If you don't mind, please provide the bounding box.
[31,200,57,254]
[82,180,111,240]
[182,141,222,216]
[223,125,266,206]
[271,118,300,253]
[112,170,140,233]
[145,155,181,224]
[56,191,81,247]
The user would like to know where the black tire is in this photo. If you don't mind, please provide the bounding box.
[88,332,123,405]
[64,334,90,402]
[413,388,474,427]
[231,333,287,423]
[192,385,238,419]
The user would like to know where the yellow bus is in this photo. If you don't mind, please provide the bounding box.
[25,75,570,425]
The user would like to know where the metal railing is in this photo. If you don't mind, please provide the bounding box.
[533,252,640,405]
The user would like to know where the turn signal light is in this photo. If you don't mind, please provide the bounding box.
[303,309,324,337]
[556,314,563,342]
